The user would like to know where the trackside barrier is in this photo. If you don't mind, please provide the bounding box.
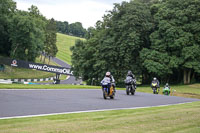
[0,79,12,84]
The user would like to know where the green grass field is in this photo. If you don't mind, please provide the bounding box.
[0,84,99,89]
[56,33,85,65]
[0,101,199,133]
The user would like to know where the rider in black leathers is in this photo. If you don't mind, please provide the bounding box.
[151,77,160,88]
[126,70,136,89]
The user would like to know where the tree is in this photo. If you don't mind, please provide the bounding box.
[141,0,200,84]
[56,21,87,38]
[63,21,69,34]
[44,18,58,64]
[69,22,87,37]
[71,1,154,85]
[85,27,95,39]
[9,6,46,61]
[56,21,67,33]
[0,0,16,56]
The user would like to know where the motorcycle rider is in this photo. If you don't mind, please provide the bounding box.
[101,72,116,92]
[164,83,170,89]
[126,70,136,88]
[163,83,171,95]
[151,77,160,88]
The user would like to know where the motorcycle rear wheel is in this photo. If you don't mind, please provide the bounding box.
[131,89,135,95]
[110,95,114,99]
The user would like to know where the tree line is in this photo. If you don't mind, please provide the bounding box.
[56,21,87,38]
[0,0,57,63]
[71,0,200,85]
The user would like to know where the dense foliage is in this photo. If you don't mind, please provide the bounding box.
[140,0,200,84]
[0,0,16,56]
[43,18,58,63]
[0,0,57,62]
[56,21,87,38]
[71,0,200,85]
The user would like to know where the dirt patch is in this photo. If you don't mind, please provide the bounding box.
[188,84,200,88]
[172,92,200,99]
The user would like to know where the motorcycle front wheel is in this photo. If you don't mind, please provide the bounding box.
[156,89,159,94]
[103,91,107,99]
[153,89,156,94]
[131,85,135,95]
[126,86,130,95]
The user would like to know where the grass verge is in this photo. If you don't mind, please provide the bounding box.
[56,33,85,65]
[0,84,100,89]
[0,101,199,133]
[136,84,200,99]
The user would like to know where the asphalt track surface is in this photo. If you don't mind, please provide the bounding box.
[51,57,82,84]
[0,89,199,119]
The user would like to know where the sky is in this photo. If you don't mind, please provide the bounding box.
[14,0,130,29]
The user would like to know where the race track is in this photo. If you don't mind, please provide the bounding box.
[0,89,199,119]
[51,57,82,84]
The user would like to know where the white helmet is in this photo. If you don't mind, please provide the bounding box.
[153,77,157,80]
[106,72,111,77]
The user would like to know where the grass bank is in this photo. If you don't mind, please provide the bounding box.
[0,101,199,133]
[56,33,85,65]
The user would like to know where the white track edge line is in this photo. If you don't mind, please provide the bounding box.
[0,102,194,120]
[0,89,100,91]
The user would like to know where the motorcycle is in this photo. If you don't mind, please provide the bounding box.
[163,86,170,95]
[125,76,136,95]
[151,82,159,94]
[102,82,115,99]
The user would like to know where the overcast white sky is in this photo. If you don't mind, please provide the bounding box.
[14,0,129,28]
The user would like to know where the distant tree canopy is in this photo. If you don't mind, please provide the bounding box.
[0,0,16,56]
[0,0,57,62]
[56,21,87,38]
[140,0,200,84]
[71,0,200,85]
[71,1,154,85]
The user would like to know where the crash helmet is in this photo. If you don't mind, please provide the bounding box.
[166,83,169,86]
[153,77,157,80]
[128,70,132,75]
[106,72,111,77]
